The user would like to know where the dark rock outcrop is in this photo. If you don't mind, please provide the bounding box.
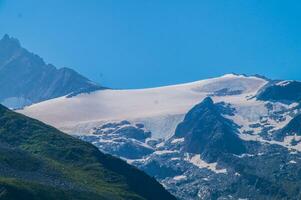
[174,97,246,162]
[275,114,301,141]
[257,81,301,103]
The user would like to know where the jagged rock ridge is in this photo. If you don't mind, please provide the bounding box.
[0,34,105,108]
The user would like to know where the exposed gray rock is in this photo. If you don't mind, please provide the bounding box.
[174,97,246,162]
[80,98,301,200]
[80,121,154,159]
[257,80,301,103]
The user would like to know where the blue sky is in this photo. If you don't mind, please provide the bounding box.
[0,0,300,88]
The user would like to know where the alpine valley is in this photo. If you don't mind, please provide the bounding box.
[2,35,301,199]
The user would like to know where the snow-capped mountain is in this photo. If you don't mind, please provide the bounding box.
[0,34,105,109]
[19,74,301,199]
[20,74,267,137]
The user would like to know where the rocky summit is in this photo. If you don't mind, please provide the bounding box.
[0,34,104,109]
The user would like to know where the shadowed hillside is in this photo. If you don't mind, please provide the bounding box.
[0,104,176,200]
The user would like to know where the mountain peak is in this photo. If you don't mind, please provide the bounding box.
[179,97,216,123]
[174,97,246,162]
[2,34,10,40]
[0,34,21,48]
[220,73,269,81]
[201,96,214,105]
[0,35,104,108]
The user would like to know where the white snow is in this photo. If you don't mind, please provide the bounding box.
[289,160,297,164]
[283,134,301,144]
[173,175,187,181]
[289,102,299,109]
[123,157,150,165]
[184,154,227,174]
[236,153,255,158]
[19,74,268,139]
[222,97,268,133]
[154,150,178,155]
[235,172,241,176]
[171,138,185,144]
[239,133,301,152]
[276,80,292,87]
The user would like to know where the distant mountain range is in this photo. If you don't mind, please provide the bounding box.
[20,74,301,199]
[3,34,301,199]
[0,34,105,109]
[0,104,176,200]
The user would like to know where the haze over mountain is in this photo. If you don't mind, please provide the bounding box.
[0,34,104,109]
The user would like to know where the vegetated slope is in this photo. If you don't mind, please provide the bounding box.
[0,105,175,200]
[0,34,104,109]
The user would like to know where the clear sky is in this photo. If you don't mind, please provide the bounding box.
[0,0,300,89]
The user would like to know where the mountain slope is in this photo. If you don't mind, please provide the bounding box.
[20,74,268,137]
[174,97,246,162]
[79,97,301,200]
[257,80,301,103]
[0,104,176,200]
[275,114,301,141]
[19,73,301,199]
[0,34,104,109]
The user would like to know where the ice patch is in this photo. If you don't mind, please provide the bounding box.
[19,74,268,139]
[239,133,301,152]
[173,175,187,181]
[171,138,185,144]
[184,154,227,174]
[276,81,292,87]
[154,150,178,155]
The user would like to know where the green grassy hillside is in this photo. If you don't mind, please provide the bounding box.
[0,105,176,200]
